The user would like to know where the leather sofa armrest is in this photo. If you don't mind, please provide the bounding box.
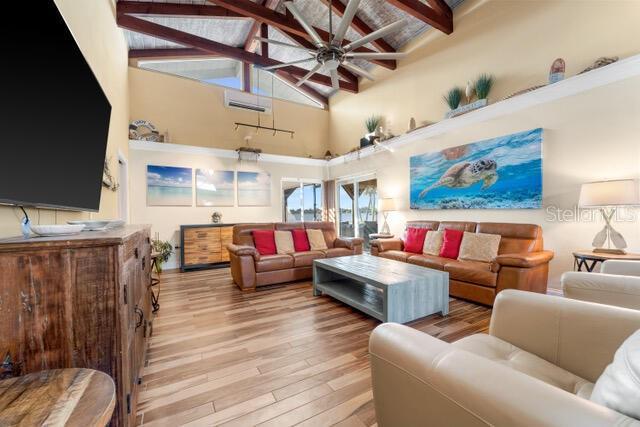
[369,323,634,427]
[226,244,260,261]
[562,271,640,310]
[490,290,640,382]
[334,237,364,250]
[494,250,554,268]
[370,238,403,252]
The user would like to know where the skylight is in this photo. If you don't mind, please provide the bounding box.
[138,58,323,109]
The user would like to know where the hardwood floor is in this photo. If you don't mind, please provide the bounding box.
[136,268,492,426]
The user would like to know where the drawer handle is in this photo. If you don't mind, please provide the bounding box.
[134,248,139,259]
[135,307,144,330]
[142,256,146,270]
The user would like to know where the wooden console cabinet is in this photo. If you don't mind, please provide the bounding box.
[0,225,153,426]
[180,224,235,271]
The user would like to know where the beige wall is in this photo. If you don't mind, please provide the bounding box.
[0,0,130,238]
[128,145,326,268]
[329,0,640,154]
[129,67,330,158]
[329,76,640,288]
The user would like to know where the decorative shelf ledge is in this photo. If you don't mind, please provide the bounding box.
[328,53,640,166]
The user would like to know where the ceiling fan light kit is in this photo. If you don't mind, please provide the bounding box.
[258,0,407,90]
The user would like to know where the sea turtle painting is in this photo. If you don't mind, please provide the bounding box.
[419,159,498,198]
[409,128,543,210]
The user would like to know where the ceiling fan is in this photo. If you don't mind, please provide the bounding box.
[256,0,407,90]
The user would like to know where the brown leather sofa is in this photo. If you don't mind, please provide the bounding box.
[227,222,363,291]
[371,221,554,306]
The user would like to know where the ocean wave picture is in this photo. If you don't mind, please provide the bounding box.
[196,169,235,207]
[410,128,543,210]
[147,165,193,206]
[238,171,271,207]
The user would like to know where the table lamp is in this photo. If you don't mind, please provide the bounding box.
[579,179,640,254]
[379,198,398,235]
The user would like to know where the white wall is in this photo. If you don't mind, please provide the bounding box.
[128,144,326,269]
[329,76,640,289]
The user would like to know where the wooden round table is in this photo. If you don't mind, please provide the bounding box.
[573,250,640,272]
[0,368,115,427]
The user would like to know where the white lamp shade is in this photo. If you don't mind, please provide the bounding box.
[579,179,640,207]
[380,198,398,212]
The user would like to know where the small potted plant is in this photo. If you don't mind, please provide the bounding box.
[151,238,173,273]
[475,73,494,102]
[443,87,463,111]
[361,115,382,148]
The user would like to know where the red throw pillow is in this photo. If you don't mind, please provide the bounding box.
[440,229,464,259]
[252,229,276,256]
[404,227,429,254]
[291,229,310,252]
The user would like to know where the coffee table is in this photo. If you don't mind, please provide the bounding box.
[313,254,449,323]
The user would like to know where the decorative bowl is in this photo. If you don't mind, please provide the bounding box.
[30,224,85,237]
[67,220,110,231]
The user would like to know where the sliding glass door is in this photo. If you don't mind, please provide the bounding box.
[337,176,378,249]
[282,179,323,223]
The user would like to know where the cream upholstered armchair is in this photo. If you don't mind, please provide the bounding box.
[369,290,640,427]
[562,260,640,309]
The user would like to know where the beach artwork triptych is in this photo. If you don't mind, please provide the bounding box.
[146,166,271,207]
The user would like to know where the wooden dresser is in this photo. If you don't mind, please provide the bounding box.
[180,224,235,271]
[0,225,153,427]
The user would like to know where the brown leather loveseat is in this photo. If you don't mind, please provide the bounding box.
[371,221,554,305]
[228,222,363,291]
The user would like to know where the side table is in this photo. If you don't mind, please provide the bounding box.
[573,250,640,272]
[369,233,394,240]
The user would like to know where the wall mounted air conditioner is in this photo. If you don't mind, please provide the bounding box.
[224,90,272,115]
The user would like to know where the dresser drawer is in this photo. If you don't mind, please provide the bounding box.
[184,228,221,242]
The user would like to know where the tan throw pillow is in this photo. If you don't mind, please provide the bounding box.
[274,230,295,255]
[458,232,501,263]
[423,230,444,256]
[307,229,328,250]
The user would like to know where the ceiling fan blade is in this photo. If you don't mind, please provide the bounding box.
[332,0,361,46]
[345,52,407,60]
[254,37,317,54]
[284,2,326,48]
[342,61,375,81]
[343,20,405,52]
[261,58,316,71]
[330,69,340,90]
[296,63,323,87]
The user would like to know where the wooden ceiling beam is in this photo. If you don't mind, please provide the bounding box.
[129,48,212,59]
[117,1,245,19]
[385,0,453,34]
[117,14,358,93]
[319,0,396,54]
[206,0,396,70]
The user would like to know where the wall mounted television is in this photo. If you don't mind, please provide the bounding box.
[0,1,112,212]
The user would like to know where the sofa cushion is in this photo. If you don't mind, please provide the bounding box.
[292,250,325,267]
[445,260,497,287]
[405,227,429,254]
[252,229,276,256]
[275,230,295,255]
[291,229,310,252]
[453,334,594,397]
[591,329,640,419]
[458,231,501,263]
[323,248,352,258]
[407,254,448,270]
[422,230,444,256]
[440,229,464,259]
[307,229,328,250]
[255,254,294,272]
[379,250,413,263]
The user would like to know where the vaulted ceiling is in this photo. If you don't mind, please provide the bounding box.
[118,0,462,104]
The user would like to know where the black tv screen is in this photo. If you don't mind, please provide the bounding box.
[0,1,112,212]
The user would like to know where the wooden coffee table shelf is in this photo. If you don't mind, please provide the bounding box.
[313,254,449,323]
